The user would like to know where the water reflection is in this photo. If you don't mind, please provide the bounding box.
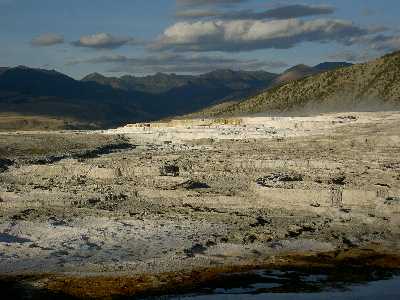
[156,268,400,300]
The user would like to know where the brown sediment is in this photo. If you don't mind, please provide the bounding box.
[3,246,399,300]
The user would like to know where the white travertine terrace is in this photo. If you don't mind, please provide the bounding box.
[109,111,400,143]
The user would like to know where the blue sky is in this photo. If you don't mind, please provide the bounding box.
[0,0,399,78]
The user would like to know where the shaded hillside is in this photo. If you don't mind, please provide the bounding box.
[152,69,280,115]
[0,66,148,103]
[82,69,278,95]
[0,67,9,75]
[82,69,279,117]
[83,64,349,96]
[270,62,353,87]
[189,52,400,117]
[81,64,351,118]
[0,67,277,128]
[0,66,152,128]
[82,72,194,94]
[0,61,354,130]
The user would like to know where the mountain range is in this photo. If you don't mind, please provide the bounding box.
[0,61,353,129]
[191,52,400,118]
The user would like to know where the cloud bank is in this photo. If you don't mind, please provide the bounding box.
[61,2,399,75]
[31,33,64,47]
[176,4,335,20]
[153,18,368,52]
[261,4,335,19]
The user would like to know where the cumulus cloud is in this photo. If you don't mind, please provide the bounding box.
[176,0,248,7]
[71,33,141,49]
[152,18,369,52]
[31,33,64,47]
[67,53,287,74]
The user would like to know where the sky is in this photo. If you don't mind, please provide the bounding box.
[0,0,399,79]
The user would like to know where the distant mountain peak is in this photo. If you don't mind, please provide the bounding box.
[272,64,317,86]
[15,65,31,69]
[210,68,235,73]
[82,72,108,81]
[1,65,73,81]
[284,64,313,73]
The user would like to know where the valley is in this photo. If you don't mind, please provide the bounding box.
[2,1,400,299]
[0,110,399,298]
[0,61,353,130]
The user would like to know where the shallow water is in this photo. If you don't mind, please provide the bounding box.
[163,269,400,300]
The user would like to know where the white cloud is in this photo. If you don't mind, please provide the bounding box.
[72,33,140,49]
[31,33,64,47]
[152,18,368,52]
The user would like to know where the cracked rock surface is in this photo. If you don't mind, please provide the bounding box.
[0,111,399,278]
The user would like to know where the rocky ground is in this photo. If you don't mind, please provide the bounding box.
[0,111,399,299]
